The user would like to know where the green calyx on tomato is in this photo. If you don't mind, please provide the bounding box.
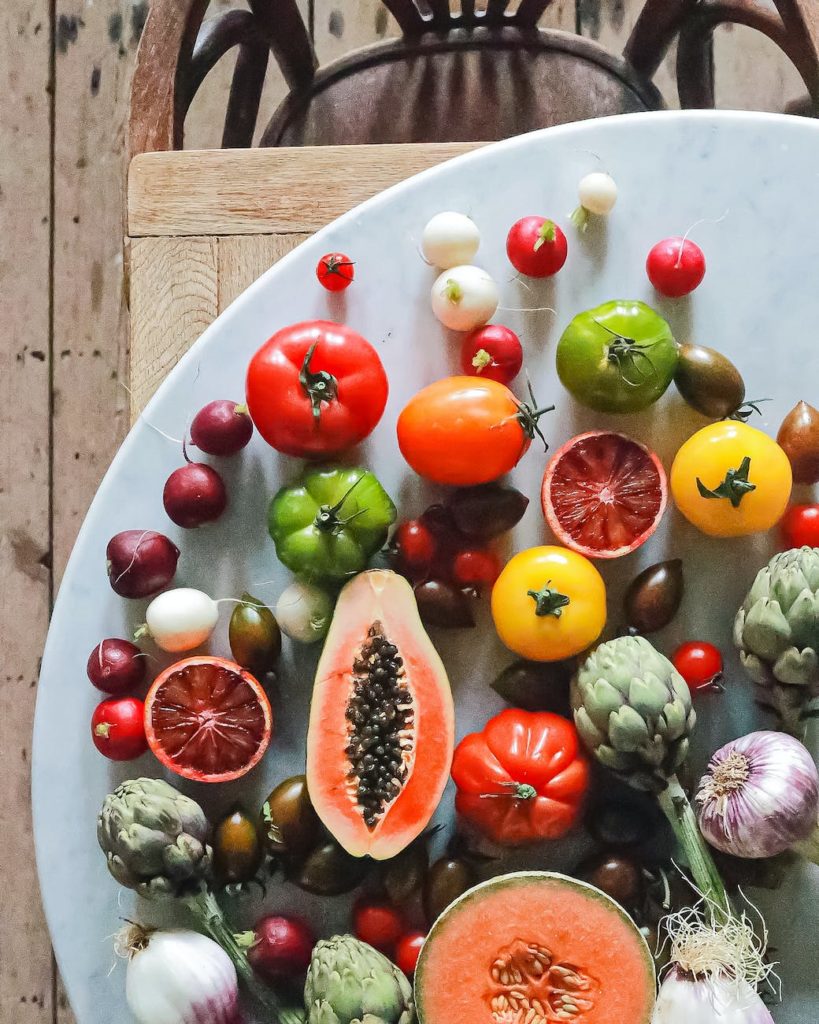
[533,219,556,250]
[299,341,339,422]
[515,379,555,448]
[527,581,571,618]
[696,455,756,508]
[556,299,678,413]
[268,465,396,582]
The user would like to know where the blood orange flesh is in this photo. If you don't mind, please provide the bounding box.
[144,656,272,783]
[542,431,667,559]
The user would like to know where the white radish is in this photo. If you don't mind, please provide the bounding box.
[421,211,480,268]
[431,265,499,332]
[275,581,334,644]
[141,587,219,652]
[571,172,618,231]
[122,926,241,1024]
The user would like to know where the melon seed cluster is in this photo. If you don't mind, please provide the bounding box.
[345,622,413,828]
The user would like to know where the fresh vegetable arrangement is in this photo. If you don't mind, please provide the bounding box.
[81,175,819,1024]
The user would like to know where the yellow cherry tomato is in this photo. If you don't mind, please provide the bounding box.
[670,421,792,537]
[491,546,607,662]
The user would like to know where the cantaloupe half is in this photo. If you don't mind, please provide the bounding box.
[306,570,454,860]
[415,871,656,1024]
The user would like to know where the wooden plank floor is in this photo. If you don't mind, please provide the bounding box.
[0,1,806,1021]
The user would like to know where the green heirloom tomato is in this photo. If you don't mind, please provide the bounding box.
[268,465,396,582]
[556,299,678,413]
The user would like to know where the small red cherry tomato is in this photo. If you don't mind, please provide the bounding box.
[392,519,437,578]
[781,504,819,549]
[353,902,404,953]
[461,325,523,385]
[672,641,723,693]
[646,237,705,297]
[91,696,148,760]
[395,931,426,977]
[316,252,355,291]
[452,548,502,589]
[506,217,568,278]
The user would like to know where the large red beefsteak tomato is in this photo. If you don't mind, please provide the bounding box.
[246,320,388,458]
[451,708,589,845]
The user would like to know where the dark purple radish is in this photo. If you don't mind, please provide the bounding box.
[239,915,315,983]
[190,400,253,456]
[163,463,227,528]
[87,638,146,694]
[106,530,180,598]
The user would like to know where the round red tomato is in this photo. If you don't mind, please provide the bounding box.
[672,641,723,693]
[246,320,388,458]
[395,932,425,977]
[781,504,819,548]
[353,901,404,952]
[506,217,568,278]
[397,376,551,486]
[91,697,148,761]
[646,237,705,297]
[451,708,589,845]
[460,325,523,385]
[316,252,355,292]
[392,519,437,578]
[452,548,502,588]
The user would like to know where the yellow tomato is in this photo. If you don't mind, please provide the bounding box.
[670,421,792,537]
[491,546,607,662]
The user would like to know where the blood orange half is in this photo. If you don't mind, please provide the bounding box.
[144,656,272,783]
[542,431,667,559]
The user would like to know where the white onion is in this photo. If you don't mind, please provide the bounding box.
[696,730,819,859]
[125,928,241,1024]
[143,587,219,652]
[652,968,774,1024]
[275,581,333,643]
[578,171,618,216]
[431,265,499,331]
[421,211,480,268]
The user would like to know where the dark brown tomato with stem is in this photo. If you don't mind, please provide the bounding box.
[490,659,573,715]
[447,483,529,541]
[260,774,323,859]
[777,400,819,484]
[87,638,147,694]
[624,559,684,634]
[229,593,281,677]
[423,857,477,925]
[380,831,433,904]
[673,343,746,418]
[292,839,370,896]
[414,580,475,629]
[578,852,644,909]
[213,805,264,884]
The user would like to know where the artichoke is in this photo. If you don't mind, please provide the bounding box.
[734,546,819,734]
[97,777,212,897]
[572,635,696,792]
[305,936,415,1024]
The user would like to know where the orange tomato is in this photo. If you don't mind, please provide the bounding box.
[397,376,548,485]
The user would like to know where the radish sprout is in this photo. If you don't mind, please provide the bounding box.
[431,265,499,331]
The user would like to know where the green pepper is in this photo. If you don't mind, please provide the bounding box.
[556,299,678,413]
[268,465,396,582]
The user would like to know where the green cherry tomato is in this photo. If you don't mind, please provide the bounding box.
[268,465,396,582]
[556,299,678,413]
[229,592,281,676]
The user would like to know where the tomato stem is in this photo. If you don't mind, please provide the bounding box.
[727,398,769,423]
[527,580,571,618]
[696,456,756,508]
[314,474,366,533]
[479,781,537,800]
[514,377,554,450]
[299,341,338,422]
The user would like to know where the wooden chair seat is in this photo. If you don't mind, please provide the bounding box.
[262,30,662,147]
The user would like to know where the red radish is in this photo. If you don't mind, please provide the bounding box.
[87,638,146,694]
[781,503,819,548]
[353,902,404,953]
[460,325,523,385]
[243,915,315,982]
[91,696,148,760]
[106,530,179,598]
[190,400,253,456]
[452,548,502,589]
[316,251,355,291]
[163,463,227,528]
[393,519,437,578]
[395,931,425,977]
[646,236,705,296]
[506,217,567,278]
[672,641,724,694]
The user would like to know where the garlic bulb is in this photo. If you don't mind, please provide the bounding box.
[652,967,774,1024]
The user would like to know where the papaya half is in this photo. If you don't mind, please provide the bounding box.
[306,570,454,860]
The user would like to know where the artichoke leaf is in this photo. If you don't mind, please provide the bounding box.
[773,646,819,687]
[608,705,650,752]
[742,598,791,660]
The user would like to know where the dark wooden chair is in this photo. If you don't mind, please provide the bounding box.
[129,0,819,158]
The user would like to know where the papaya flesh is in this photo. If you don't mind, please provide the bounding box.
[415,872,656,1024]
[306,570,454,860]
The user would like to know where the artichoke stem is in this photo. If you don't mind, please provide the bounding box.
[184,888,288,1018]
[657,774,732,920]
[770,685,805,739]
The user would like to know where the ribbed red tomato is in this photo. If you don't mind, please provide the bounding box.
[246,320,388,458]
